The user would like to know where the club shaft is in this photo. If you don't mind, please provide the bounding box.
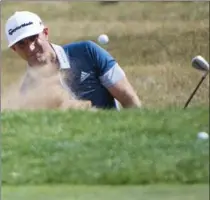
[184,75,206,109]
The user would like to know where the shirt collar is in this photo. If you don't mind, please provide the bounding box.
[27,43,71,69]
[51,43,71,69]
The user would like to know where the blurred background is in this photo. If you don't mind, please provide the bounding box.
[1,1,209,108]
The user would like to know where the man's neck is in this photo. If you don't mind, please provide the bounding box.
[28,45,59,69]
[50,43,59,65]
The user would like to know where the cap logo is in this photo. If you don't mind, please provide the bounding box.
[8,21,33,36]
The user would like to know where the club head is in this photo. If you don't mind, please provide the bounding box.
[191,55,209,72]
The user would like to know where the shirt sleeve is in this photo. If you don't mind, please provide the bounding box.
[86,41,125,88]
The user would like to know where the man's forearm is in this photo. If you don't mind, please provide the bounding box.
[121,95,142,108]
[107,76,142,109]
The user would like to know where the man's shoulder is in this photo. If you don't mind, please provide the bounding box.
[62,40,96,52]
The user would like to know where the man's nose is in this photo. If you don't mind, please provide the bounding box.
[27,41,36,52]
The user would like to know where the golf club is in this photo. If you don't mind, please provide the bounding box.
[184,55,209,109]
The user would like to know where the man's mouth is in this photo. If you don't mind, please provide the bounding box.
[29,50,42,58]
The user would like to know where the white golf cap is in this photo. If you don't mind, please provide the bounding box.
[5,11,45,47]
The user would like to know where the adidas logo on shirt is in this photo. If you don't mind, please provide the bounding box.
[80,71,90,82]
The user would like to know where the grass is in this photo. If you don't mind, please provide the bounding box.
[1,2,209,108]
[2,185,209,200]
[2,107,209,185]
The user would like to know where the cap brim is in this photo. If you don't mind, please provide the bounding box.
[8,27,44,47]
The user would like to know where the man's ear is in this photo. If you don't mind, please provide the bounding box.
[43,27,49,38]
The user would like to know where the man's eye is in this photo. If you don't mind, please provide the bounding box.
[28,35,38,41]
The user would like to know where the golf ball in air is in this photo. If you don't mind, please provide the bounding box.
[98,34,109,45]
[197,132,209,140]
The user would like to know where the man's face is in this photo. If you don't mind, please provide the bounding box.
[11,28,53,67]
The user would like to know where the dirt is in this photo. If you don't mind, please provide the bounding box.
[1,65,92,111]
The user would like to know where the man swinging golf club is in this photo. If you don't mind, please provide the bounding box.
[5,11,141,110]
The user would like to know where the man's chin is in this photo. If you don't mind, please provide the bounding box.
[29,59,48,67]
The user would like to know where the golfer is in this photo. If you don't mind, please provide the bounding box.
[5,11,141,109]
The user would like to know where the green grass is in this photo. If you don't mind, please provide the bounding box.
[2,107,209,185]
[2,185,209,200]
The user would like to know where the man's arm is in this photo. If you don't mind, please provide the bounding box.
[99,64,141,108]
[87,41,141,108]
[106,76,141,108]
